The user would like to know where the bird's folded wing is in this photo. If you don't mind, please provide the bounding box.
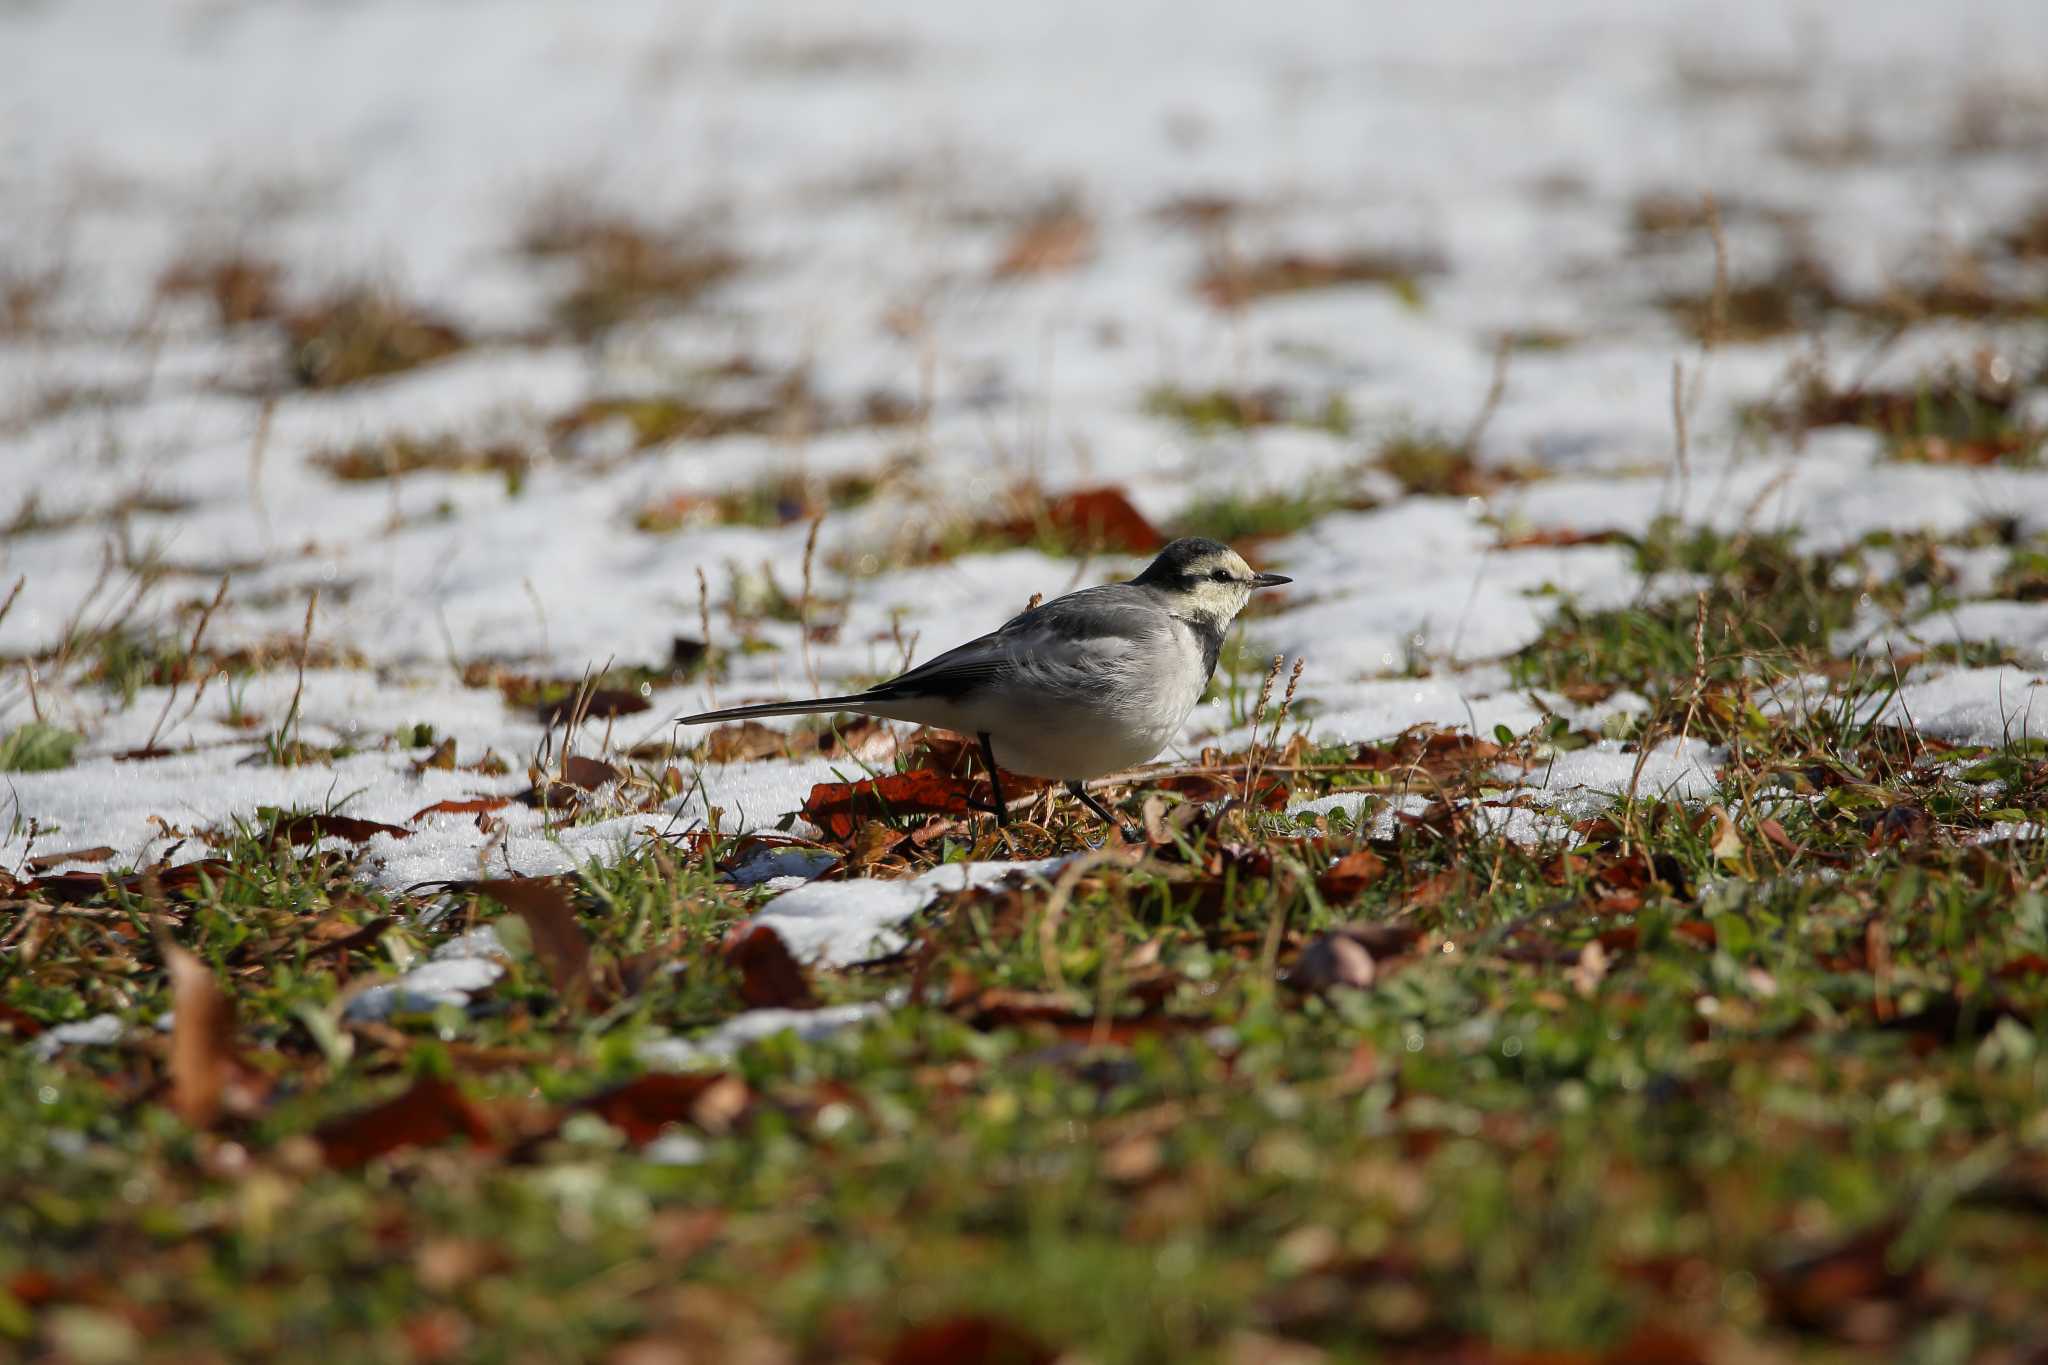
[866,632,1012,701]
[864,585,1156,703]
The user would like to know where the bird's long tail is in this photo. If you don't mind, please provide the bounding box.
[676,694,883,725]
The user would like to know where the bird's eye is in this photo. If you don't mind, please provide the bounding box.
[1209,568,1231,583]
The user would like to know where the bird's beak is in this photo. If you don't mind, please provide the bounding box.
[1251,571,1292,588]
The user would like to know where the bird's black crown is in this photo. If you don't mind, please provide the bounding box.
[1131,537,1234,589]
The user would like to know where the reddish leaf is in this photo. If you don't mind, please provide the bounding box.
[884,1316,1056,1365]
[538,688,650,725]
[26,857,232,904]
[1318,849,1387,902]
[315,1076,496,1169]
[0,1001,45,1040]
[1040,487,1164,555]
[1997,953,2048,980]
[801,768,981,840]
[23,845,115,872]
[272,813,410,847]
[305,915,396,959]
[477,879,591,1002]
[576,1073,753,1144]
[562,755,621,790]
[409,796,513,822]
[721,923,817,1009]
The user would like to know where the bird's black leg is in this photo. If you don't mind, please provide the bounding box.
[976,731,1010,828]
[1066,780,1134,841]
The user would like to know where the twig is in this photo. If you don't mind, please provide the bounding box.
[1701,191,1729,359]
[248,398,275,548]
[1457,335,1513,456]
[282,589,318,760]
[522,577,550,661]
[695,566,717,710]
[798,515,823,699]
[1675,590,1710,748]
[0,576,23,634]
[1243,654,1283,803]
[143,575,229,753]
[1670,359,1691,508]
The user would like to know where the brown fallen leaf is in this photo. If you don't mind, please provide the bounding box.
[1495,526,1629,549]
[801,768,982,840]
[993,209,1095,278]
[304,915,396,959]
[576,1073,753,1144]
[26,857,232,905]
[478,879,591,1002]
[410,796,514,822]
[1317,849,1386,902]
[538,688,651,726]
[315,1076,497,1169]
[23,845,116,872]
[1034,487,1165,555]
[562,755,621,790]
[721,923,816,1009]
[884,1315,1057,1365]
[271,813,411,847]
[167,946,262,1128]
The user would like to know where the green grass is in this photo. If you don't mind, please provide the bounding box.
[0,722,79,772]
[11,502,2048,1360]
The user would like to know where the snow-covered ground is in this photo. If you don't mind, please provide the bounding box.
[5,0,2047,961]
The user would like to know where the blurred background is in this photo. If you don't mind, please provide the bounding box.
[2,0,2046,675]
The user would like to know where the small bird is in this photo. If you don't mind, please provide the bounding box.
[678,537,1291,833]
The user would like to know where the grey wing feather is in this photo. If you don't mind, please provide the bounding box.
[866,584,1159,702]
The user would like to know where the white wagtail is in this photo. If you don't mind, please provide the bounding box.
[679,537,1290,833]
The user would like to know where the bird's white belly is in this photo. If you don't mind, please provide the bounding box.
[866,623,1208,780]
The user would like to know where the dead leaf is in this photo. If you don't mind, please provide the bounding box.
[1355,726,1510,783]
[883,1315,1056,1365]
[409,797,513,823]
[721,923,816,1009]
[577,1073,753,1144]
[539,688,651,726]
[1039,487,1164,555]
[167,946,259,1128]
[23,846,116,872]
[271,813,410,847]
[304,915,396,959]
[27,857,231,905]
[478,879,591,1002]
[315,1076,496,1169]
[993,209,1095,278]
[801,768,981,840]
[1317,849,1386,902]
[562,755,621,790]
[1496,526,1630,549]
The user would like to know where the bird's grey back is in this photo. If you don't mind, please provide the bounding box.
[868,581,1206,708]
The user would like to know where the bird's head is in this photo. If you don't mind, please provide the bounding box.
[1131,536,1291,625]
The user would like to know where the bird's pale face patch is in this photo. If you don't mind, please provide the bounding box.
[1168,547,1260,623]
